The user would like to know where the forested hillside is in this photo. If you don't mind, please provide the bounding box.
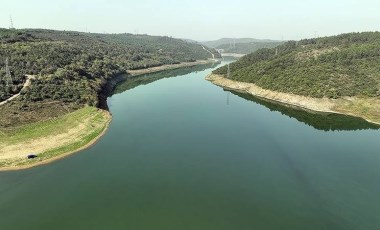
[213,32,380,98]
[0,29,218,105]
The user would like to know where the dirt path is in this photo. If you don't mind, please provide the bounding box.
[201,45,215,59]
[0,75,35,106]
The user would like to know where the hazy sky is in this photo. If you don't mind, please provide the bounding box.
[1,0,379,41]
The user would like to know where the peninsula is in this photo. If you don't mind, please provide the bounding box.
[207,32,380,125]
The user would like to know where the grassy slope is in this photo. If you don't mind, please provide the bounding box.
[0,107,110,169]
[333,97,380,125]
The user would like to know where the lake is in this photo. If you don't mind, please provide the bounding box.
[1,61,380,230]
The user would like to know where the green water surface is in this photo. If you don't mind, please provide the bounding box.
[1,61,380,230]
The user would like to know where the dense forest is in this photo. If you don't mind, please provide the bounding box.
[213,32,380,98]
[0,28,219,104]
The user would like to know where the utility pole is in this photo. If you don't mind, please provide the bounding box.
[275,48,278,56]
[227,63,230,78]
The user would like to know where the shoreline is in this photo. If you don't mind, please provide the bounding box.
[0,60,217,172]
[128,59,219,76]
[206,74,380,126]
[0,110,111,172]
[221,53,245,58]
[99,59,220,110]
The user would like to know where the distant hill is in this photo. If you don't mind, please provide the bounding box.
[213,32,380,98]
[201,38,281,48]
[181,38,199,44]
[200,38,284,54]
[215,42,284,54]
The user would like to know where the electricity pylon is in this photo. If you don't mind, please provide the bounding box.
[4,58,13,87]
[9,16,14,29]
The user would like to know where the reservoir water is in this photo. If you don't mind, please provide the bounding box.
[1,61,380,230]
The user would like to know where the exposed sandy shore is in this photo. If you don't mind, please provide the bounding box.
[206,74,380,126]
[128,59,218,76]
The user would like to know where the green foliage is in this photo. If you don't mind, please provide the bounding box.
[0,29,214,105]
[213,32,380,98]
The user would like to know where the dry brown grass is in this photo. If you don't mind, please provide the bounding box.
[0,100,81,129]
[295,47,339,61]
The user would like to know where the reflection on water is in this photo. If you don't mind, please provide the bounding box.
[113,62,219,95]
[114,60,379,132]
[1,61,380,230]
[229,90,380,131]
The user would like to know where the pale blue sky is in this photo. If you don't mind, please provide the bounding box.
[1,0,379,40]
